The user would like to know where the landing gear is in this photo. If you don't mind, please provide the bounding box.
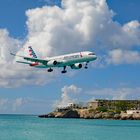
[84,61,89,69]
[61,66,67,73]
[48,68,53,72]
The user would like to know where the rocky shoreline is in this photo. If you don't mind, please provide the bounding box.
[38,109,140,120]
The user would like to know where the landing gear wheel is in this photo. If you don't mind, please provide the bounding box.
[61,66,67,73]
[48,68,53,72]
[61,70,67,73]
[84,61,89,69]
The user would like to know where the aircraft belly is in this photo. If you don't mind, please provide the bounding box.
[34,65,48,68]
[58,57,88,67]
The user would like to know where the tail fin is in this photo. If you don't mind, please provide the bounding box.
[28,46,37,58]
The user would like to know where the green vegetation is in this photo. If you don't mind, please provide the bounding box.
[114,101,135,111]
[97,106,107,112]
[89,108,96,113]
[92,100,139,113]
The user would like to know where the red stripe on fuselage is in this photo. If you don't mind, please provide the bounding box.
[30,62,39,66]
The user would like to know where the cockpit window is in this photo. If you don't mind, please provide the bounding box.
[88,52,95,55]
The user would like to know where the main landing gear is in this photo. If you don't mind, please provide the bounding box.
[84,61,89,69]
[47,62,88,73]
[47,66,67,73]
[61,66,67,73]
[48,68,53,72]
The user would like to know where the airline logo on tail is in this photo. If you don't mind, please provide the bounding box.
[28,46,39,66]
[28,46,37,58]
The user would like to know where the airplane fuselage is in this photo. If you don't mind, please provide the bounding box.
[34,51,97,68]
[11,46,97,73]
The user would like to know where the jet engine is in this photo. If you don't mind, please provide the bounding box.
[71,63,82,69]
[47,60,58,66]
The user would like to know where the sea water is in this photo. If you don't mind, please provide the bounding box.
[0,115,140,140]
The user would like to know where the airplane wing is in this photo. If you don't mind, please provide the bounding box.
[10,52,48,64]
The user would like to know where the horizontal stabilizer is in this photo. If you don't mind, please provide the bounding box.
[10,52,49,64]
[16,61,32,65]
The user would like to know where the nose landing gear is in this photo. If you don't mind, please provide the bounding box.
[48,68,53,72]
[84,61,89,69]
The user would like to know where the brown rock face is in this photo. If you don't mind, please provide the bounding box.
[121,113,128,120]
[114,114,121,119]
[133,114,140,120]
[62,110,80,118]
[102,112,114,119]
[120,113,133,120]
[94,113,102,119]
[78,109,95,119]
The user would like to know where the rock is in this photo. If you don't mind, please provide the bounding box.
[38,112,55,118]
[83,113,95,119]
[38,110,80,118]
[54,112,64,118]
[39,108,140,120]
[48,113,56,118]
[38,112,61,118]
[94,113,102,119]
[127,114,133,120]
[62,110,80,118]
[78,109,95,119]
[38,114,49,118]
[102,112,114,119]
[120,113,133,120]
[133,114,140,120]
[114,114,121,119]
[78,109,88,118]
[120,113,128,120]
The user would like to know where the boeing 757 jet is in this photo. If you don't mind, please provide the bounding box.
[11,46,97,73]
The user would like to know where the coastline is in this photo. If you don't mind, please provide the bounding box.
[38,108,140,120]
[39,99,140,120]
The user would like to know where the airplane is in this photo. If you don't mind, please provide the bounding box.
[11,46,97,73]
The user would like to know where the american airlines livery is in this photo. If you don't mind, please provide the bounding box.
[11,46,97,73]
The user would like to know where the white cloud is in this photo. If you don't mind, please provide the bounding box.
[122,20,140,47]
[0,97,28,112]
[106,49,140,65]
[24,0,140,57]
[0,97,52,114]
[0,98,8,107]
[53,84,82,108]
[0,29,20,63]
[87,87,140,100]
[0,0,140,87]
[12,98,28,111]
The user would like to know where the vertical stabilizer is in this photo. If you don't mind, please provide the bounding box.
[28,46,37,58]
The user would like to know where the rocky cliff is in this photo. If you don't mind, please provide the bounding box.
[39,109,140,120]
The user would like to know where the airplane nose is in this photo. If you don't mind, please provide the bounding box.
[94,55,97,60]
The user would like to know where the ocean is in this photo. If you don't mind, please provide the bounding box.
[0,115,140,140]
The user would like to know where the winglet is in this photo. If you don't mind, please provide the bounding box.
[10,52,24,58]
[10,52,16,56]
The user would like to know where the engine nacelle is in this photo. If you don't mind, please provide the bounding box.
[47,60,58,66]
[71,63,82,69]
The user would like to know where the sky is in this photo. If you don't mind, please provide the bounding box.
[0,0,140,114]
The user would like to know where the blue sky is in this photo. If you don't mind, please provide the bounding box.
[0,0,140,114]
